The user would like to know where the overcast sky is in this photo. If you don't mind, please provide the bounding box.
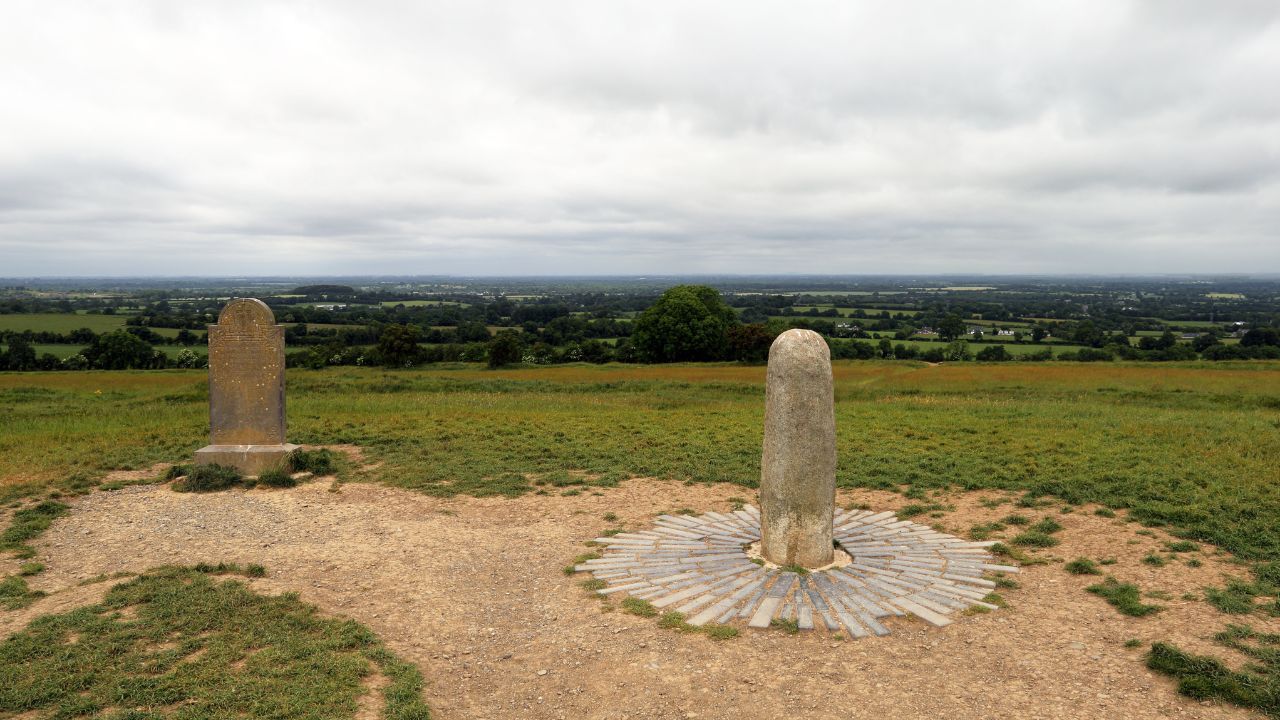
[1,1,1277,277]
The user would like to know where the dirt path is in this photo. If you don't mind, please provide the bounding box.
[3,479,1268,720]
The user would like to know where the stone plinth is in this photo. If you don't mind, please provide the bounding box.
[194,298,295,476]
[759,329,836,568]
[195,443,299,476]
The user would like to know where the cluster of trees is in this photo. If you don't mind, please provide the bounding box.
[0,331,206,371]
[7,284,1280,372]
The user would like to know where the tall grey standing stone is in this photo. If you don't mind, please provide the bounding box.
[759,329,836,568]
[194,298,298,475]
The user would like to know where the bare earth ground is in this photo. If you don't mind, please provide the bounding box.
[3,472,1275,720]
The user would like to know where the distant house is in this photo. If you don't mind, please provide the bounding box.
[996,329,1016,336]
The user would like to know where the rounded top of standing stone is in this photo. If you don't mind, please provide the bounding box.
[217,298,277,329]
[768,328,831,366]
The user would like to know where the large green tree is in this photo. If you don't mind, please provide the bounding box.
[631,285,739,362]
[82,330,157,370]
[377,324,422,367]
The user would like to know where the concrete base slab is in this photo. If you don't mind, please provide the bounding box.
[195,443,300,476]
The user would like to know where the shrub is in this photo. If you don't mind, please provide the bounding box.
[172,464,242,493]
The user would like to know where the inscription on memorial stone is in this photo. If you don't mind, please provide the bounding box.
[208,299,286,445]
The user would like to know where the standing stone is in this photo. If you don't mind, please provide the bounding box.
[759,329,836,568]
[194,298,298,475]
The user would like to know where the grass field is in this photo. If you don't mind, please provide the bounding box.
[2,361,1279,562]
[0,313,128,334]
[876,338,1088,355]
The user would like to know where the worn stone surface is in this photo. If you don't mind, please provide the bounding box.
[759,328,836,567]
[195,298,295,474]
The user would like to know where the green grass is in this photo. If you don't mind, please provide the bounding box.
[3,361,1280,565]
[621,597,657,617]
[171,464,242,493]
[0,566,430,718]
[1010,530,1059,548]
[0,312,128,334]
[1,500,69,556]
[0,575,46,610]
[1064,558,1102,575]
[1087,577,1164,617]
[1148,625,1280,718]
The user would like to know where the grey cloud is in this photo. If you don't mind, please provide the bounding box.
[0,0,1277,276]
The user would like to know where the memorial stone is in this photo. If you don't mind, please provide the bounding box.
[194,298,298,475]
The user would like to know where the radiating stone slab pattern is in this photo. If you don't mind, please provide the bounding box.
[194,298,298,475]
[578,506,1017,636]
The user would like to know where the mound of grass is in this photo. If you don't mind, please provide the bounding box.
[289,448,339,475]
[1002,514,1031,526]
[1167,540,1200,553]
[1030,517,1063,534]
[1143,553,1169,567]
[171,464,242,493]
[0,566,429,718]
[1065,558,1102,575]
[1011,530,1059,548]
[1,500,70,555]
[256,468,297,488]
[1087,577,1163,617]
[1095,508,1117,518]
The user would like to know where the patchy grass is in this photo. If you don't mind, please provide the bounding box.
[1167,540,1200,553]
[621,597,657,617]
[289,447,339,475]
[171,464,242,493]
[1011,530,1059,548]
[770,617,800,634]
[255,468,297,488]
[0,575,46,610]
[1087,577,1164,617]
[1,500,69,556]
[1148,625,1280,718]
[1029,517,1063,535]
[0,566,430,718]
[1064,558,1103,575]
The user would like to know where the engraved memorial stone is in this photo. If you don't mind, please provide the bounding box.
[194,298,298,475]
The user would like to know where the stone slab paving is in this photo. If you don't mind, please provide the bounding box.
[578,505,1017,636]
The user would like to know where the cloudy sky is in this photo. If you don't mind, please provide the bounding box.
[1,1,1277,276]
